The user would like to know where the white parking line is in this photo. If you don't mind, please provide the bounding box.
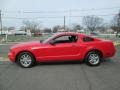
[0,57,9,61]
[0,43,16,45]
[0,42,23,45]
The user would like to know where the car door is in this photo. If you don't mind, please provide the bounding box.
[41,35,81,61]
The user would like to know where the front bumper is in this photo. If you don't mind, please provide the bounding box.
[8,52,15,62]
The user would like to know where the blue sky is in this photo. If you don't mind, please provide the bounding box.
[0,0,120,29]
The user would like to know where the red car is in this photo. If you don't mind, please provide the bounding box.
[8,32,116,68]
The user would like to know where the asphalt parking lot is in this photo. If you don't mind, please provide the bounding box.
[0,45,120,90]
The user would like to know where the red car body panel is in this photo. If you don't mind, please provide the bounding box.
[8,32,116,63]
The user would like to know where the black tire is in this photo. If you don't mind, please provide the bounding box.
[17,52,35,68]
[85,51,101,66]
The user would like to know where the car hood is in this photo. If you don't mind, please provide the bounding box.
[11,41,42,49]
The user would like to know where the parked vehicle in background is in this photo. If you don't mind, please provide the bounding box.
[8,32,116,68]
[34,32,42,36]
[14,30,27,35]
[90,32,99,36]
[117,32,120,38]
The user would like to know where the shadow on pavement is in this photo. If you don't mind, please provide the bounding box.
[36,61,84,66]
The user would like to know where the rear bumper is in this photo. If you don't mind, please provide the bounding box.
[104,46,116,58]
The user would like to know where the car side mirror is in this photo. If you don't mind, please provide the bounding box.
[40,40,43,43]
[49,40,55,45]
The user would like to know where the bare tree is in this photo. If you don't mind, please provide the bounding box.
[22,20,40,34]
[52,25,61,33]
[97,23,108,33]
[42,28,51,33]
[111,11,120,33]
[83,16,103,32]
[71,23,82,32]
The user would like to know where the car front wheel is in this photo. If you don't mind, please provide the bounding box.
[17,52,35,68]
[85,51,101,66]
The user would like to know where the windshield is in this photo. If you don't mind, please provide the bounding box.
[42,33,59,44]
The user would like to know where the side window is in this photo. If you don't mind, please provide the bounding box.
[53,35,78,44]
[83,37,94,42]
[54,36,69,41]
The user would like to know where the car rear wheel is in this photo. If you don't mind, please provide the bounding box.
[17,52,35,68]
[85,51,101,66]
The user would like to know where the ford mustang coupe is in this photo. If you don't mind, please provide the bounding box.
[8,32,116,68]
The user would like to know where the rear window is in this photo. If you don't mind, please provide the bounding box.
[83,37,94,42]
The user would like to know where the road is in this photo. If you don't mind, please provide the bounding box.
[0,46,120,90]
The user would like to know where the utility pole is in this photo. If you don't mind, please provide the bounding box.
[0,10,2,35]
[69,9,72,30]
[117,10,120,34]
[118,10,120,32]
[5,28,8,42]
[64,16,66,31]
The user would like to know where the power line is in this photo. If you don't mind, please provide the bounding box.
[2,14,117,19]
[71,14,117,17]
[2,7,120,14]
[70,7,120,12]
[2,16,64,19]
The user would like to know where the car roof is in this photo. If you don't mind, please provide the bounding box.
[54,32,86,36]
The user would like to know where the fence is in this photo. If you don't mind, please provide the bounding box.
[0,33,120,43]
